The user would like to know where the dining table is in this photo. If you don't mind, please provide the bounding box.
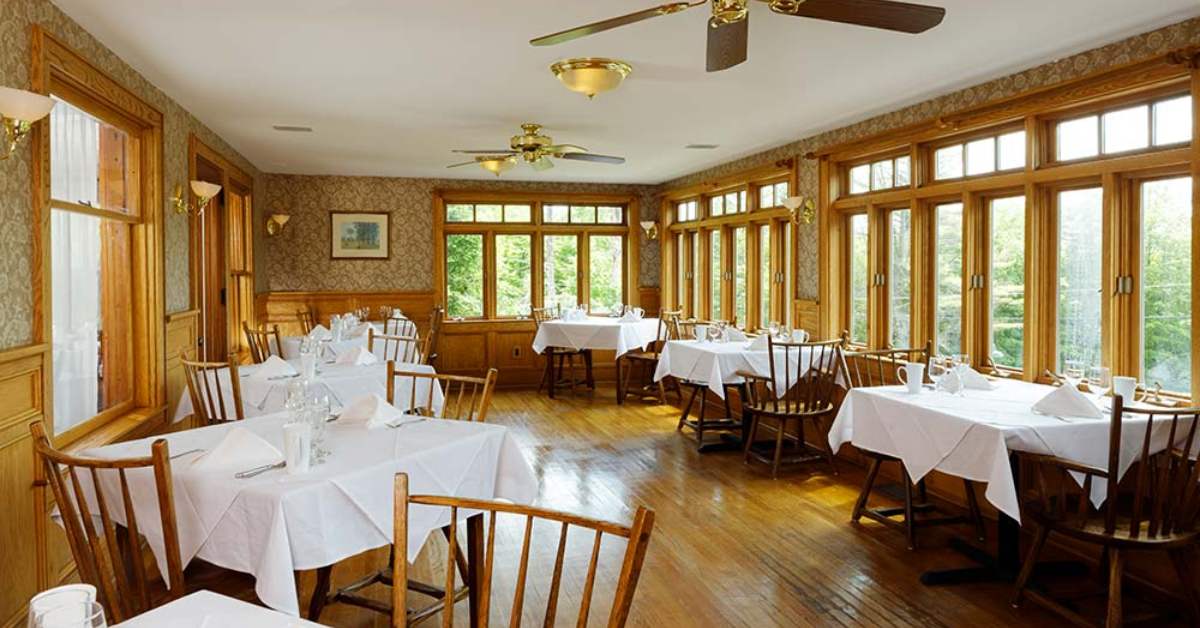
[111,590,327,627]
[79,410,539,616]
[532,316,662,402]
[829,378,1190,584]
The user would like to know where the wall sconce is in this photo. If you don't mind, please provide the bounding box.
[266,213,291,236]
[0,86,55,160]
[783,195,816,225]
[172,180,222,216]
[639,220,659,240]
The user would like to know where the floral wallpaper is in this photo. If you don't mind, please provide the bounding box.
[263,174,659,292]
[659,17,1200,300]
[0,0,262,349]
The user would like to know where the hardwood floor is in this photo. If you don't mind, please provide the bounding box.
[308,386,1076,627]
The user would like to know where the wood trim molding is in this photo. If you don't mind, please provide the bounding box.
[661,159,795,202]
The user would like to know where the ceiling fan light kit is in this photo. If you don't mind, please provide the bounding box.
[551,58,633,99]
[447,123,625,176]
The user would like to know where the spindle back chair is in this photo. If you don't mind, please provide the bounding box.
[387,363,499,422]
[369,328,423,364]
[181,356,245,424]
[242,322,283,364]
[296,309,316,335]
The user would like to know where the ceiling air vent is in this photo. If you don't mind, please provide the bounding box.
[272,124,313,132]
[685,143,719,150]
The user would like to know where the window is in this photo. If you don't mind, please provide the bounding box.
[759,181,789,209]
[543,234,579,310]
[676,199,699,222]
[935,202,965,356]
[711,195,725,217]
[711,189,748,215]
[988,196,1026,370]
[888,209,911,348]
[934,131,1025,180]
[1055,94,1192,161]
[589,235,624,313]
[675,233,686,309]
[848,155,910,194]
[495,234,531,317]
[733,226,748,326]
[1056,188,1104,371]
[446,234,485,318]
[759,224,772,325]
[849,214,870,344]
[543,204,624,225]
[1140,177,1191,393]
[446,203,532,223]
[691,232,701,316]
[710,232,722,318]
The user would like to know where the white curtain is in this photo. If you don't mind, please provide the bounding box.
[50,99,102,433]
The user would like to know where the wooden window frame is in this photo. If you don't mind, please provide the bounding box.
[841,151,912,198]
[925,123,1027,183]
[1041,83,1191,167]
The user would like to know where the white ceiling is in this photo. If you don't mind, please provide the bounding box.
[50,0,1200,184]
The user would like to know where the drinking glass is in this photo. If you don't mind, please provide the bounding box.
[34,602,105,628]
[927,357,949,390]
[307,391,332,463]
[767,321,781,338]
[27,587,96,628]
[692,325,705,342]
[1087,366,1112,394]
[1063,360,1085,383]
[951,353,970,369]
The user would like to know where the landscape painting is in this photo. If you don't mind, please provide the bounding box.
[330,212,389,259]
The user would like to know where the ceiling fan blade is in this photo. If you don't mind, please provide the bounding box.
[769,0,945,34]
[546,144,588,154]
[446,160,478,169]
[531,157,555,172]
[706,16,748,72]
[559,152,625,165]
[530,1,703,46]
[452,149,517,154]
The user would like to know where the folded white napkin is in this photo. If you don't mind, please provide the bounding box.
[562,309,587,322]
[337,394,411,429]
[191,427,283,472]
[957,366,996,390]
[747,334,770,351]
[723,327,747,342]
[308,324,331,340]
[345,322,372,338]
[335,345,379,366]
[619,310,642,323]
[1033,384,1102,419]
[390,310,405,319]
[250,355,297,380]
[939,369,964,394]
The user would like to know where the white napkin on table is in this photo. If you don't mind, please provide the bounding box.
[723,327,747,342]
[747,334,770,351]
[1033,384,1103,419]
[562,309,587,322]
[250,355,297,380]
[619,310,642,323]
[335,346,379,366]
[190,427,283,472]
[346,322,372,338]
[336,394,414,429]
[308,324,331,340]
[957,366,997,390]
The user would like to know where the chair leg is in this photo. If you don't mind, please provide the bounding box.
[583,350,595,389]
[770,418,786,479]
[1011,522,1050,607]
[1170,548,1200,624]
[963,479,986,542]
[820,419,839,475]
[678,386,698,431]
[309,564,333,620]
[743,415,759,464]
[656,373,667,405]
[568,354,577,397]
[851,457,883,523]
[902,469,917,550]
[1106,547,1124,628]
[695,390,707,448]
[620,358,635,404]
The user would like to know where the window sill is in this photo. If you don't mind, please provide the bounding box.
[61,405,167,454]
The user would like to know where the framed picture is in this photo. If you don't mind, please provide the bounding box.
[330,212,390,259]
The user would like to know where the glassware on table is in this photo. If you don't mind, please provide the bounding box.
[298,339,318,381]
[1086,366,1111,393]
[1063,360,1085,384]
[950,353,970,369]
[692,325,705,342]
[306,391,332,463]
[27,586,96,628]
[767,321,781,338]
[33,601,106,628]
[927,357,950,391]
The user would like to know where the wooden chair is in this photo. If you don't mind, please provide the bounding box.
[532,306,593,398]
[296,309,316,335]
[29,421,185,624]
[1011,397,1200,627]
[383,316,418,338]
[243,322,283,364]
[181,356,245,425]
[672,319,745,449]
[739,337,843,478]
[617,309,682,405]
[840,342,985,550]
[391,473,655,627]
[369,328,423,364]
[424,305,445,368]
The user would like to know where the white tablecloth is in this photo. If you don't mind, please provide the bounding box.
[652,339,832,399]
[82,412,538,615]
[277,321,396,360]
[531,317,660,357]
[173,361,441,422]
[112,590,327,627]
[829,379,1192,522]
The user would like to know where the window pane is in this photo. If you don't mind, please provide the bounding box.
[849,164,870,193]
[759,224,771,326]
[1057,115,1099,160]
[934,144,963,180]
[711,195,724,217]
[1102,105,1149,154]
[692,232,701,316]
[474,204,501,222]
[543,235,578,310]
[710,232,722,319]
[570,205,596,223]
[760,185,774,209]
[1141,177,1192,393]
[687,201,698,221]
[889,209,911,348]
[597,206,622,224]
[446,234,484,319]
[495,234,531,317]
[589,235,624,313]
[774,182,789,206]
[1153,96,1191,146]
[725,192,739,213]
[871,160,893,190]
[965,137,996,176]
[446,204,474,222]
[1057,188,1103,371]
[544,204,569,223]
[989,196,1026,369]
[733,226,747,326]
[894,156,911,187]
[51,209,132,433]
[935,202,964,356]
[997,131,1026,171]
[739,190,747,213]
[849,215,870,344]
[504,204,531,222]
[50,97,135,214]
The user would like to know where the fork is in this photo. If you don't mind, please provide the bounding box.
[235,461,285,479]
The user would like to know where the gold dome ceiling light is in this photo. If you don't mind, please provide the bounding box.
[550,58,632,99]
[477,155,517,177]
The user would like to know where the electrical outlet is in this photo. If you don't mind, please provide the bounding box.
[511,346,521,358]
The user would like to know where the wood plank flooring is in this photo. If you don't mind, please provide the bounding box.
[307,385,1076,627]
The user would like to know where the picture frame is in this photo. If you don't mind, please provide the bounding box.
[330,211,390,259]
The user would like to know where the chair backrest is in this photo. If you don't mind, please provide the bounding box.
[672,318,720,341]
[384,316,418,337]
[391,473,655,628]
[746,337,843,415]
[181,356,244,424]
[30,421,184,624]
[531,306,559,329]
[840,341,933,389]
[644,309,683,357]
[243,322,282,364]
[296,309,315,335]
[369,328,423,364]
[387,363,499,421]
[425,305,445,366]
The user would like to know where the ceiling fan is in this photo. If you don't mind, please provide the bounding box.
[530,0,946,72]
[447,123,626,175]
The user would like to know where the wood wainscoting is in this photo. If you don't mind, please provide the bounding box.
[256,291,438,339]
[164,310,200,429]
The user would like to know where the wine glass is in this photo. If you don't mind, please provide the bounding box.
[34,601,106,628]
[1087,366,1111,395]
[927,357,949,391]
[1063,360,1085,384]
[767,321,781,338]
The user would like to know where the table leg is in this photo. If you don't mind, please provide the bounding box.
[466,514,485,628]
[583,350,595,389]
[615,357,624,405]
[308,564,332,620]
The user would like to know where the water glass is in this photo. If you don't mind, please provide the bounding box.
[307,391,333,463]
[927,357,950,390]
[692,325,705,342]
[33,601,105,628]
[28,587,96,628]
[1063,360,1085,383]
[767,321,781,338]
[1086,366,1111,393]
